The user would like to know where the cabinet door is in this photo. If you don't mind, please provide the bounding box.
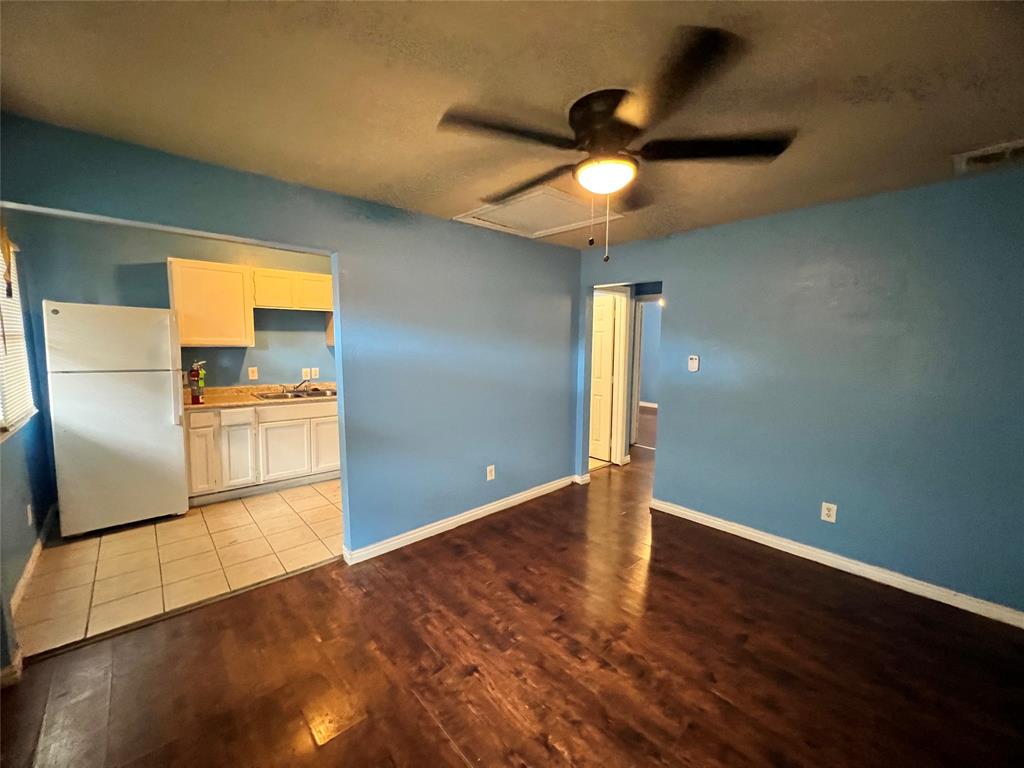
[252,268,295,309]
[187,425,220,495]
[295,273,333,311]
[310,416,340,473]
[259,419,312,482]
[169,258,254,347]
[220,423,258,488]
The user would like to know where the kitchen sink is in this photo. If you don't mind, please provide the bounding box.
[255,390,337,400]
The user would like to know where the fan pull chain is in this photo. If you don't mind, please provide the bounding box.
[588,195,595,247]
[603,194,611,262]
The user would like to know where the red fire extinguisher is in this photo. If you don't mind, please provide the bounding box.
[188,360,207,404]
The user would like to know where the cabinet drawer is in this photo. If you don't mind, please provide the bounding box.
[220,407,256,426]
[189,411,219,429]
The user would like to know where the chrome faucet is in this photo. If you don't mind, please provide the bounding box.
[280,378,312,394]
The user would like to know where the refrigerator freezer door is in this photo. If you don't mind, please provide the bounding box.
[50,370,188,536]
[43,300,178,372]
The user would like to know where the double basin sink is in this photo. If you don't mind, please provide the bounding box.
[256,389,337,401]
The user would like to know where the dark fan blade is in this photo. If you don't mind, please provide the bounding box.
[615,26,740,133]
[638,134,793,161]
[439,109,578,150]
[618,182,655,212]
[482,164,576,204]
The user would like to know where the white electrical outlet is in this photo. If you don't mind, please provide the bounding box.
[486,464,495,481]
[821,502,837,523]
[247,366,259,381]
[26,504,33,526]
[301,367,311,379]
[311,367,320,379]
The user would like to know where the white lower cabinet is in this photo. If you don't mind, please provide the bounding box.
[311,416,341,473]
[187,402,338,497]
[220,409,259,489]
[187,424,220,495]
[259,418,313,483]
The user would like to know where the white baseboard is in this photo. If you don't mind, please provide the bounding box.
[10,504,56,617]
[1,648,23,688]
[650,498,1024,629]
[344,476,575,564]
[639,401,658,409]
[573,474,591,485]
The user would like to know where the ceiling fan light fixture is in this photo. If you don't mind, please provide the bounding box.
[573,155,638,195]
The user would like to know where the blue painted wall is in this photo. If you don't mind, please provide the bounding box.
[639,301,662,404]
[577,167,1024,610]
[1,114,580,562]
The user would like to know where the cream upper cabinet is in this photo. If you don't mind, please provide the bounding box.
[253,267,332,311]
[294,273,333,311]
[168,258,255,347]
[252,268,295,308]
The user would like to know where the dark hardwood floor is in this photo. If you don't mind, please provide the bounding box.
[635,404,657,448]
[3,449,1022,767]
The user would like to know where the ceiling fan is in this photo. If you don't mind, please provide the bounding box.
[439,26,794,211]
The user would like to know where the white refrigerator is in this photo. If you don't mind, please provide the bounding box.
[44,300,188,536]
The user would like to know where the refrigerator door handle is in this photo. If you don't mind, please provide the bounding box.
[171,372,183,426]
[168,310,181,368]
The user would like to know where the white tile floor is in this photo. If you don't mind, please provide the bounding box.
[13,479,343,657]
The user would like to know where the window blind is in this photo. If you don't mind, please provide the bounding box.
[0,253,37,433]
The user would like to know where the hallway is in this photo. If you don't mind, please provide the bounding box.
[3,450,1022,766]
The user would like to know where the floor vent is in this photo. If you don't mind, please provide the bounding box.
[453,186,621,240]
[952,139,1024,175]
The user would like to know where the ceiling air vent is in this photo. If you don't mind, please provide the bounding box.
[453,187,621,239]
[952,139,1024,175]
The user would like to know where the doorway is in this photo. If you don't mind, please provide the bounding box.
[632,294,662,450]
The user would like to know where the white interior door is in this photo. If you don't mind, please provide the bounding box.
[589,293,615,461]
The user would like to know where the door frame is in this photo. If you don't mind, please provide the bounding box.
[630,301,644,446]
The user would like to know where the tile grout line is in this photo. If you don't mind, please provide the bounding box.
[85,536,101,639]
[203,504,233,594]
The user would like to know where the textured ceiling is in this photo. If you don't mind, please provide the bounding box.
[2,1,1023,247]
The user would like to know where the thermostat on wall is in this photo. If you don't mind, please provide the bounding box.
[688,355,700,372]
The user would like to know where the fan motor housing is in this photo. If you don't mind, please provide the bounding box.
[568,89,640,153]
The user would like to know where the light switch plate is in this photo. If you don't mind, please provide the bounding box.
[688,355,700,372]
[247,366,259,381]
[486,464,495,481]
[311,367,320,379]
[301,367,311,379]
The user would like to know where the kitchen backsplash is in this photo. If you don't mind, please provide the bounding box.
[181,308,335,386]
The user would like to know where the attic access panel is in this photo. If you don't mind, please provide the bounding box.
[453,186,622,240]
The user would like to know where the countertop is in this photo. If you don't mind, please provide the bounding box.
[184,384,338,411]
